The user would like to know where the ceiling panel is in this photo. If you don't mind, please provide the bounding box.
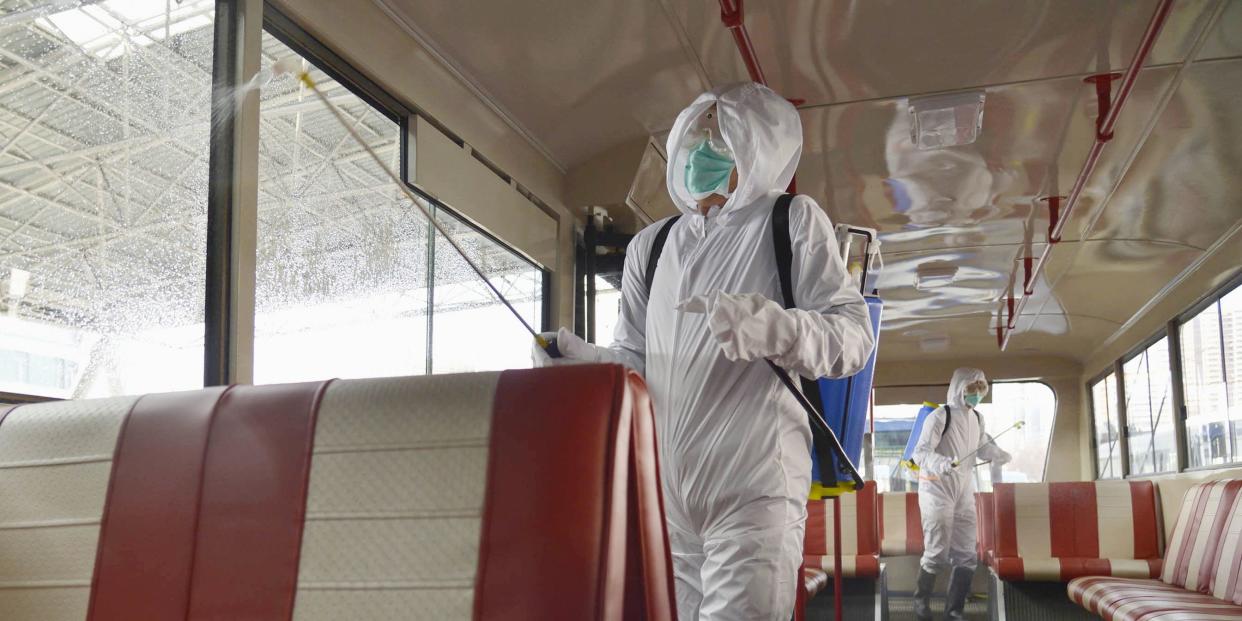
[667,0,1208,108]
[1084,58,1242,251]
[1196,0,1242,61]
[376,0,708,167]
[797,74,1084,256]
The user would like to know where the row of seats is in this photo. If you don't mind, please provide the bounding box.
[1068,479,1242,621]
[0,365,676,621]
[796,480,1166,610]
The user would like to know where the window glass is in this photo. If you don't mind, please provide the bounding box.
[0,0,216,398]
[1125,337,1176,475]
[1180,285,1240,468]
[1092,373,1122,478]
[870,382,1055,493]
[253,32,427,383]
[593,275,622,347]
[430,208,543,374]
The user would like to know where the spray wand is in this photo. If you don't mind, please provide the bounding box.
[951,420,1024,468]
[292,70,558,356]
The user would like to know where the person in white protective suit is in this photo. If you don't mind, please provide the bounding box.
[910,368,1011,621]
[532,82,874,620]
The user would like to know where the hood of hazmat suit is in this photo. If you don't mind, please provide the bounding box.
[910,367,1010,573]
[594,82,875,621]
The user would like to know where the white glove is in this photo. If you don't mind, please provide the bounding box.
[530,327,607,367]
[676,291,796,363]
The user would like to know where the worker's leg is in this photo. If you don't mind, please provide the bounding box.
[697,496,805,621]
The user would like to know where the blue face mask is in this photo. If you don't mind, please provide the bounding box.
[684,139,735,200]
[965,393,982,407]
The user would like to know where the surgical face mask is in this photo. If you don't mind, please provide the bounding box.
[684,138,735,200]
[964,393,982,407]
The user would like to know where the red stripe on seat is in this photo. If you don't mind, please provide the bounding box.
[1226,503,1242,605]
[1074,483,1099,558]
[907,493,923,555]
[994,484,1018,557]
[1130,481,1159,560]
[804,500,828,555]
[856,482,878,555]
[474,365,632,621]
[1194,481,1242,592]
[624,371,675,621]
[1050,483,1078,558]
[993,557,1024,581]
[1172,484,1215,586]
[855,555,881,579]
[87,388,229,621]
[185,381,331,620]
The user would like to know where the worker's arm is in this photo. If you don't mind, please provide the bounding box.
[976,417,1013,465]
[912,407,953,475]
[603,218,672,375]
[774,194,875,379]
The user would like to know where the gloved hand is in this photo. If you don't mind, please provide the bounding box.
[530,327,606,367]
[676,291,796,363]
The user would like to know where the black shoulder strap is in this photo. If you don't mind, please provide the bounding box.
[944,405,952,433]
[769,193,825,415]
[771,193,797,309]
[644,216,681,294]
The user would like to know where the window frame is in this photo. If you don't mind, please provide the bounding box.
[1087,368,1124,479]
[1172,272,1242,472]
[1119,329,1177,477]
[1088,269,1242,479]
[248,6,548,379]
[0,3,552,401]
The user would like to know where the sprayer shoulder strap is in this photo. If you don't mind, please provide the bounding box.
[644,216,681,294]
[770,193,826,415]
[943,405,952,433]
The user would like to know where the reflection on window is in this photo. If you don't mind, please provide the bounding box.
[870,382,1055,493]
[253,32,426,384]
[1124,337,1176,475]
[0,0,215,398]
[430,209,542,374]
[1092,373,1122,478]
[1180,284,1240,468]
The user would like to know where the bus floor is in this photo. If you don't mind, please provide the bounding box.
[804,591,989,621]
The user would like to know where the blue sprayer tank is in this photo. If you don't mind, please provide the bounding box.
[809,295,883,497]
[900,401,942,469]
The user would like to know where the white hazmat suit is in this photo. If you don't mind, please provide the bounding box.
[536,82,874,620]
[910,367,1011,620]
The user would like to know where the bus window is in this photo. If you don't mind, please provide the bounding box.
[1091,373,1122,479]
[1180,284,1241,469]
[1124,337,1176,475]
[872,382,1055,493]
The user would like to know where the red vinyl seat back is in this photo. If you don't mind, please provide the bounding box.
[802,481,880,579]
[0,365,673,621]
[992,481,1161,582]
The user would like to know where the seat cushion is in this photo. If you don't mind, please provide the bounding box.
[804,567,830,597]
[1069,576,1242,621]
[804,553,881,580]
[1160,479,1242,599]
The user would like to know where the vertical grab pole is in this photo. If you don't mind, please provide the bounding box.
[833,496,843,621]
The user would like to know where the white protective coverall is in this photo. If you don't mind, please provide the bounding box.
[539,83,874,620]
[911,368,1011,573]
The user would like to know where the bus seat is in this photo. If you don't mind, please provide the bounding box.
[878,491,923,556]
[975,491,995,562]
[0,365,674,621]
[877,490,992,562]
[992,481,1162,582]
[801,480,881,599]
[1068,479,1242,620]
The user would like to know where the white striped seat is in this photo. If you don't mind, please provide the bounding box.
[1068,479,1242,620]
